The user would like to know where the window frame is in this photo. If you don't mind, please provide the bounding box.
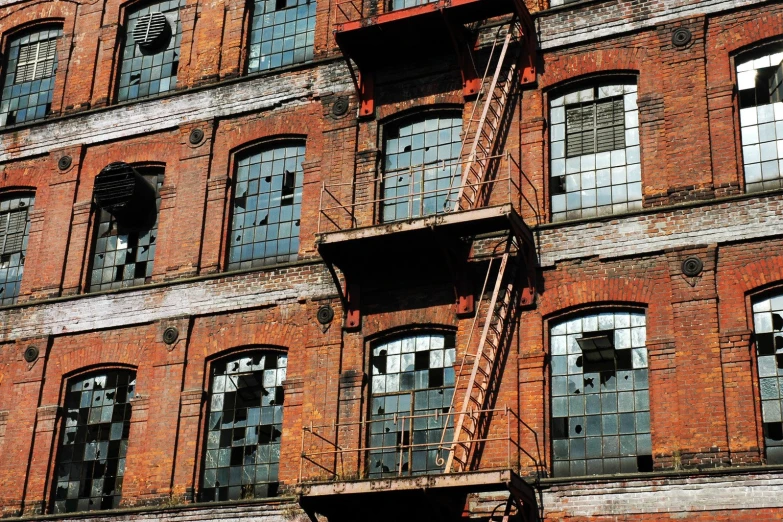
[244,0,317,75]
[85,163,164,293]
[50,366,137,514]
[197,347,288,502]
[547,308,652,478]
[0,23,64,127]
[224,138,306,272]
[0,190,35,305]
[365,329,457,478]
[547,76,641,223]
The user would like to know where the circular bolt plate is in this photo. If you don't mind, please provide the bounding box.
[332,97,349,117]
[24,345,39,363]
[163,326,179,344]
[682,256,703,277]
[672,27,692,48]
[58,156,72,171]
[189,128,205,145]
[317,304,335,325]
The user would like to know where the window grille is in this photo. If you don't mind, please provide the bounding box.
[752,294,783,464]
[247,0,315,73]
[89,168,163,291]
[0,195,34,305]
[550,311,652,477]
[0,27,62,126]
[736,46,783,193]
[201,352,287,501]
[368,333,456,477]
[53,370,136,513]
[117,0,184,102]
[550,84,641,222]
[228,143,304,270]
[382,114,462,222]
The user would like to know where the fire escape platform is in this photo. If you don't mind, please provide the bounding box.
[296,469,537,521]
[316,203,532,273]
[335,0,527,69]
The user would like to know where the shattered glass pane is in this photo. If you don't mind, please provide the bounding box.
[201,351,286,502]
[368,333,455,477]
[53,370,134,514]
[550,311,650,477]
[754,293,783,465]
[89,169,163,292]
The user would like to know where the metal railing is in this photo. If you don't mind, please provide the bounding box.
[298,406,540,483]
[317,152,536,234]
[335,0,439,25]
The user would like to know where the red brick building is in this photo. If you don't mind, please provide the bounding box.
[0,0,782,519]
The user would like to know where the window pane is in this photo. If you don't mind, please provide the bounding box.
[53,370,135,514]
[247,0,316,73]
[752,294,783,462]
[0,27,62,126]
[550,311,651,477]
[228,143,304,270]
[201,352,286,502]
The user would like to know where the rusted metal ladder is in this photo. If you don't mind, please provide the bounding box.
[449,17,522,212]
[444,235,520,472]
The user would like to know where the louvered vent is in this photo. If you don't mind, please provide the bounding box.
[94,162,157,228]
[566,98,625,157]
[0,207,29,255]
[15,38,57,84]
[132,12,171,51]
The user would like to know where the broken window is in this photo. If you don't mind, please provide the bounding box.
[368,333,456,477]
[228,143,304,270]
[53,370,136,513]
[548,0,580,6]
[550,311,652,477]
[0,194,34,305]
[752,294,783,464]
[0,26,62,126]
[736,45,783,193]
[247,0,315,73]
[387,0,435,10]
[89,166,163,291]
[550,83,641,222]
[201,352,287,501]
[382,114,462,222]
[117,0,184,102]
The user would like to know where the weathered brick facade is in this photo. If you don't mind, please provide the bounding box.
[0,0,782,519]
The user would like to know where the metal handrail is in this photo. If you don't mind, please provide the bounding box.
[316,152,525,234]
[298,406,540,483]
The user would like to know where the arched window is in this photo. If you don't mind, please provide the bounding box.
[549,82,641,222]
[368,332,456,476]
[0,26,62,126]
[53,370,136,513]
[736,44,783,193]
[0,193,34,304]
[201,351,287,501]
[246,0,316,73]
[751,294,783,464]
[228,142,304,270]
[117,0,184,102]
[550,311,651,477]
[381,113,462,222]
[89,165,163,292]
